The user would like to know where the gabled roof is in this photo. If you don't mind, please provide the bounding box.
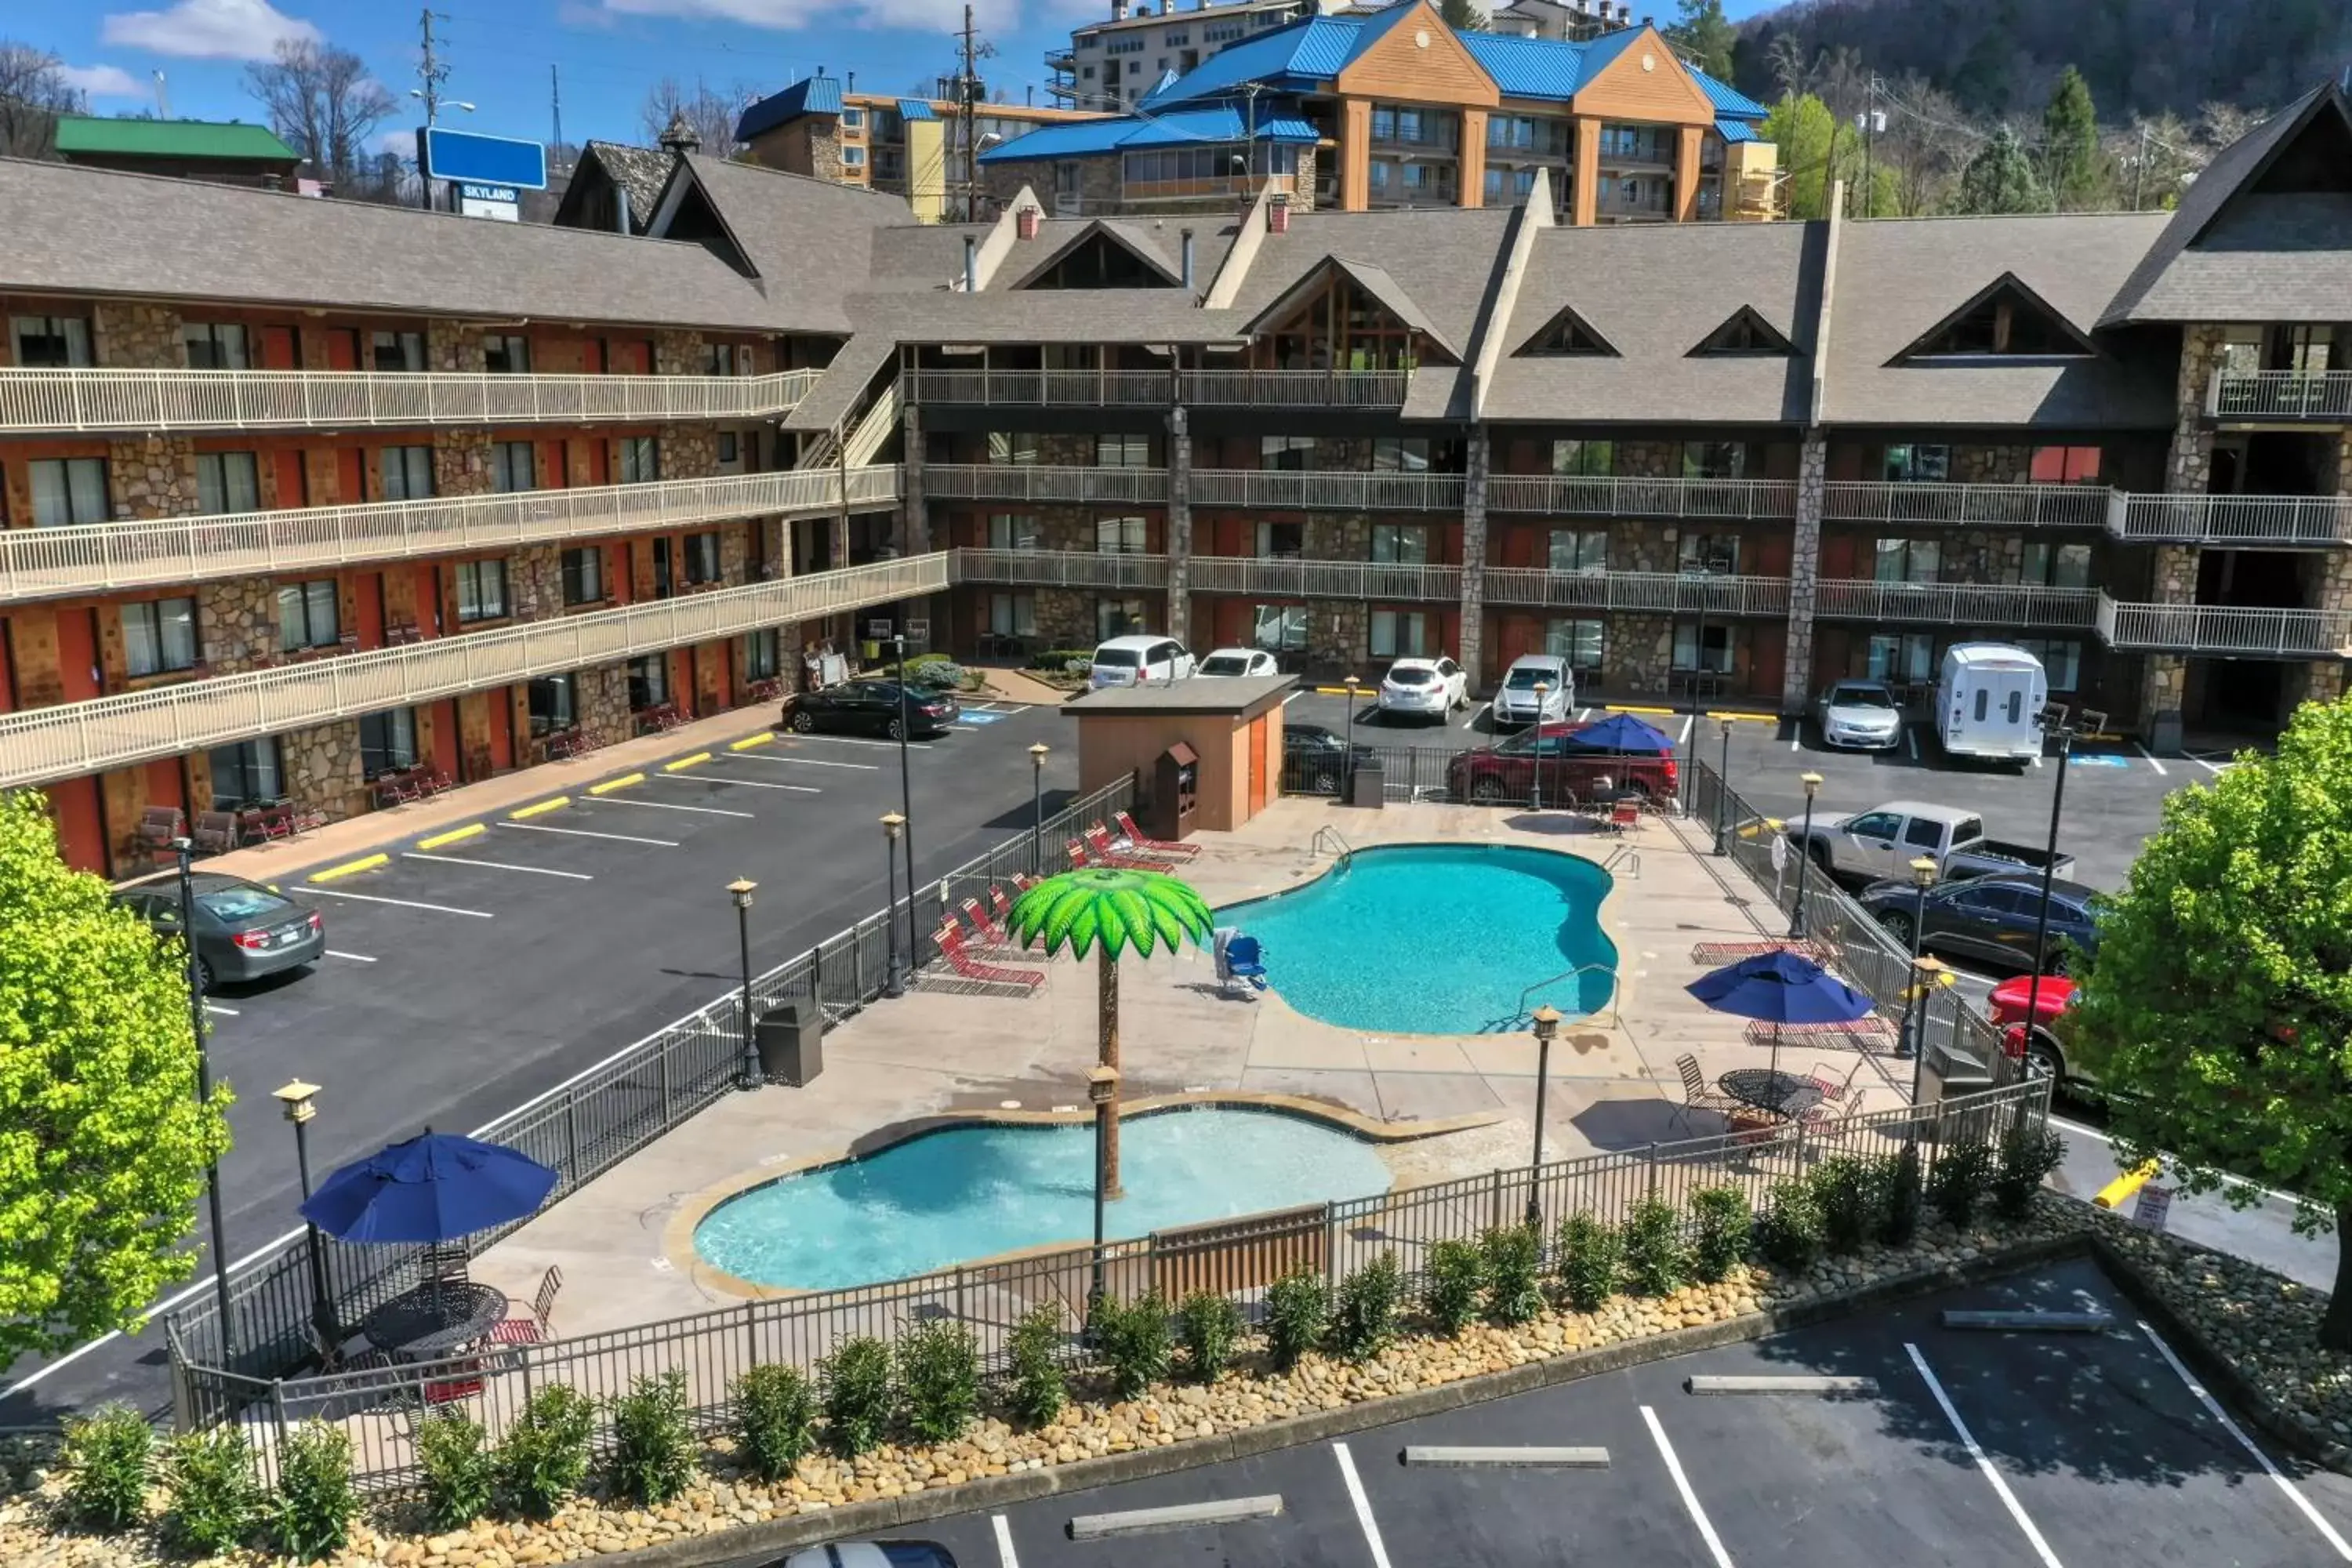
[1690,304,1794,356]
[1515,303,1618,356]
[977,105,1319,164]
[1893,272,2098,361]
[655,152,911,330]
[53,116,298,165]
[1240,254,1460,360]
[551,140,673,235]
[1007,220,1187,290]
[736,74,844,142]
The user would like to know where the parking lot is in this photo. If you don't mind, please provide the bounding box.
[769,1256,2352,1568]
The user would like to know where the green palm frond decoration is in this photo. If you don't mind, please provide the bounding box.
[1006,868,1214,960]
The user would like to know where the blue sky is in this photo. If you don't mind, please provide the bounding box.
[13,0,1779,154]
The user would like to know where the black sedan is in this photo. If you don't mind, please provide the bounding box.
[781,681,956,741]
[114,872,325,989]
[1283,723,1377,795]
[1858,872,2101,974]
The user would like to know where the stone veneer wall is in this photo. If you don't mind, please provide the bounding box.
[1951,446,2038,485]
[198,577,278,673]
[654,331,706,379]
[92,301,184,368]
[659,424,719,481]
[720,523,752,586]
[513,544,564,621]
[283,720,366,820]
[1033,589,1095,648]
[434,428,496,495]
[579,664,633,747]
[1611,612,1675,698]
[2168,325,2227,494]
[1780,434,1825,713]
[105,434,199,520]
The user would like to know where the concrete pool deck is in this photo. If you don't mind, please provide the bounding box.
[472,797,1896,1334]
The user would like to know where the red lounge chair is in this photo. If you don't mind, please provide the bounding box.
[935,924,1044,989]
[1084,824,1177,869]
[1067,838,1093,870]
[960,897,1014,947]
[990,884,1018,927]
[1114,810,1198,860]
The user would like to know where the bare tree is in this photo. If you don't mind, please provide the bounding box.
[0,40,85,158]
[245,38,396,185]
[639,78,752,158]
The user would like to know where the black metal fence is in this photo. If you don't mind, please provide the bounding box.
[164,777,1138,1394]
[1279,744,1673,808]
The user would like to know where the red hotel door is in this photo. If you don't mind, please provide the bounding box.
[487,691,514,771]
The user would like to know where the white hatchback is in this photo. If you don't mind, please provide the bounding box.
[1197,647,1280,677]
[1088,633,1195,688]
[1377,655,1466,722]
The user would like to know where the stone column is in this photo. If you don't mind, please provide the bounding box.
[2140,655,2187,751]
[1459,426,1489,688]
[1165,405,1192,648]
[1778,431,1827,717]
[898,399,929,556]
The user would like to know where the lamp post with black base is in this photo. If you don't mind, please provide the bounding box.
[1789,771,1824,939]
[175,836,236,1355]
[1714,715,1735,853]
[1029,742,1051,876]
[1524,1004,1562,1225]
[728,879,758,1087]
[273,1080,336,1354]
[1343,674,1361,800]
[881,814,906,997]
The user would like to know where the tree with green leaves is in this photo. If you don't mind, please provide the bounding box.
[1665,0,1737,82]
[2067,699,2352,1348]
[1438,0,1486,32]
[0,791,234,1363]
[2040,66,2107,209]
[1761,93,1838,219]
[1954,124,2051,213]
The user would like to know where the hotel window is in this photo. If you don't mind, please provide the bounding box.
[371,330,424,372]
[842,146,868,169]
[208,738,285,808]
[1547,617,1606,670]
[2029,445,2103,484]
[358,708,419,779]
[29,457,108,525]
[11,314,91,367]
[2014,638,2082,691]
[987,431,1039,466]
[684,531,722,584]
[1370,524,1428,564]
[490,441,535,492]
[1883,444,1951,483]
[195,452,261,514]
[1256,520,1304,558]
[1671,620,1733,673]
[278,579,339,650]
[1095,597,1149,640]
[1252,604,1307,650]
[123,597,198,677]
[528,673,577,735]
[1369,610,1433,659]
[989,592,1037,637]
[1873,538,1940,584]
[1551,439,1615,477]
[483,334,530,373]
[841,107,865,130]
[627,653,669,710]
[1483,167,1538,205]
[1097,516,1148,554]
[456,558,509,622]
[561,546,605,605]
[379,445,434,500]
[1598,124,1665,161]
[182,322,250,369]
[1094,433,1150,467]
[1681,441,1751,480]
[986,514,1039,550]
[1679,535,1740,575]
[1262,434,1316,471]
[617,435,659,485]
[745,629,782,680]
[702,343,740,376]
[1867,632,1935,684]
[2020,541,2092,590]
[1371,437,1430,472]
[1549,528,1607,574]
[717,431,740,464]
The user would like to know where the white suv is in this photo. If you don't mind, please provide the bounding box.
[1088,634,1196,688]
[1493,653,1573,727]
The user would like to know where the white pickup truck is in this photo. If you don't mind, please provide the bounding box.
[1786,800,2074,884]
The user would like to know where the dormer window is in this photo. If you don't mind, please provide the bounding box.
[1901,277,2095,360]
[1517,306,1617,358]
[1690,307,1791,357]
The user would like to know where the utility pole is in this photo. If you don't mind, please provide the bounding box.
[1240,79,1266,195]
[550,64,564,170]
[415,8,451,211]
[954,5,996,221]
[2132,122,2150,211]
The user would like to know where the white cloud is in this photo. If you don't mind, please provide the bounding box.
[596,0,1025,31]
[101,0,321,61]
[56,64,147,98]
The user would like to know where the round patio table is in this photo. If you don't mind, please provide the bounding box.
[359,1280,508,1360]
[1717,1067,1824,1122]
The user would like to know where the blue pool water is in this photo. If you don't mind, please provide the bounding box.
[693,1108,1390,1290]
[1221,844,1617,1034]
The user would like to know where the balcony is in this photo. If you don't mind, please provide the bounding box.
[1486,475,1795,520]
[1190,554,1461,602]
[0,368,822,434]
[0,466,904,604]
[1482,568,1791,617]
[906,368,1410,408]
[925,464,1171,505]
[2111,493,2352,547]
[2096,593,2352,656]
[1822,481,2111,529]
[953,547,1170,590]
[2206,370,2352,423]
[1813,580,2100,629]
[1192,470,1466,511]
[0,554,949,791]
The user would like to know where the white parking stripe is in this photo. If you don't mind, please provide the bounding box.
[727,752,879,771]
[496,821,678,847]
[654,772,818,794]
[2132,742,2169,776]
[203,1001,239,1016]
[326,949,376,963]
[1283,690,1306,705]
[1791,734,1802,752]
[306,887,495,918]
[405,851,592,880]
[1677,715,1694,744]
[2194,757,2227,775]
[1332,1442,1394,1568]
[990,1513,1019,1568]
[593,797,755,818]
[1904,1343,2063,1566]
[777,734,934,750]
[1907,729,1920,762]
[1639,1406,1735,1568]
[2138,1321,2352,1559]
[1577,706,1592,720]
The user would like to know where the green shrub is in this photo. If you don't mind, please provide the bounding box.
[1993,1118,2068,1221]
[1176,1292,1242,1384]
[1878,1145,1925,1248]
[1554,1212,1622,1312]
[1026,648,1094,673]
[1690,1187,1752,1283]
[1928,1140,1995,1230]
[898,1322,982,1443]
[495,1385,595,1520]
[1094,1292,1173,1401]
[162,1427,255,1556]
[731,1365,817,1483]
[1480,1225,1545,1325]
[819,1338,896,1457]
[607,1370,697,1507]
[1812,1156,1879,1255]
[902,655,971,691]
[1421,1238,1486,1334]
[1621,1196,1689,1297]
[1329,1253,1403,1361]
[59,1404,151,1532]
[1262,1268,1330,1370]
[416,1411,495,1530]
[1005,1305,1067,1429]
[264,1421,357,1562]
[1755,1179,1824,1273]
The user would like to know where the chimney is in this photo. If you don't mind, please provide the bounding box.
[615,183,632,234]
[1017,205,1041,240]
[1181,227,1196,289]
[1026,85,1034,106]
[964,234,978,292]
[1269,194,1290,234]
[1111,0,1131,18]
[847,71,856,92]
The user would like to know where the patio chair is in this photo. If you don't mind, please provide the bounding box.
[488,1265,563,1346]
[1114,809,1198,861]
[989,884,1018,928]
[1798,1086,1868,1130]
[1608,799,1643,835]
[191,810,240,855]
[960,896,1013,947]
[1083,824,1178,869]
[935,924,1044,990]
[1213,929,1268,997]
[136,806,184,859]
[1808,1057,1870,1103]
[1669,1052,1737,1132]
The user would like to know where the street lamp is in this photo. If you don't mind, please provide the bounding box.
[1531,681,1551,810]
[1029,742,1051,876]
[174,837,236,1355]
[1524,1004,1562,1225]
[1086,1064,1119,1327]
[892,635,919,968]
[880,814,907,998]
[1908,955,1951,1108]
[1896,853,1937,1067]
[1713,714,1736,854]
[2019,706,2096,1083]
[272,1080,336,1352]
[728,879,759,1088]
[1342,673,1361,801]
[1788,772,1824,939]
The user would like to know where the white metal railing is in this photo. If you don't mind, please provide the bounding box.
[0,555,949,789]
[1189,554,1460,601]
[1486,475,1797,519]
[924,464,1171,504]
[1813,579,2100,628]
[0,466,903,604]
[2096,593,2352,656]
[1481,568,1791,615]
[1190,470,1467,511]
[1821,481,2113,528]
[2207,370,2352,422]
[953,548,1171,590]
[906,368,1410,408]
[2113,492,2352,546]
[0,367,822,434]
[844,379,903,467]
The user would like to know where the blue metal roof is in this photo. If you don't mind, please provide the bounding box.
[1691,67,1769,121]
[978,104,1319,164]
[1715,116,1758,144]
[1143,16,1359,107]
[735,74,843,142]
[1457,31,1588,100]
[895,98,938,122]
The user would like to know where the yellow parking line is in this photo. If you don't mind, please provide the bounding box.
[663,752,713,771]
[587,773,644,796]
[1706,710,1778,724]
[308,852,388,884]
[510,796,571,819]
[1606,704,1675,716]
[729,732,775,751]
[2094,1160,2159,1210]
[416,822,485,851]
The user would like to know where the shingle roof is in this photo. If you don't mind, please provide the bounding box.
[735,74,844,142]
[557,141,673,234]
[670,152,911,331]
[53,116,298,164]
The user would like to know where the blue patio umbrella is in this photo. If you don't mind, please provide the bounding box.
[1686,949,1875,1078]
[1570,713,1677,754]
[300,1131,559,1245]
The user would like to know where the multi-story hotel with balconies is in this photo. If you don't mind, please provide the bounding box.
[2,75,2346,875]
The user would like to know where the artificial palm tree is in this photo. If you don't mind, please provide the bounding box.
[1005,866,1214,1198]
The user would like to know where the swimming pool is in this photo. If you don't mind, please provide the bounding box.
[1220,844,1616,1034]
[691,1106,1391,1290]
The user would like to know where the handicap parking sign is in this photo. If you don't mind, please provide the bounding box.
[2068,753,2130,768]
[959,710,1004,726]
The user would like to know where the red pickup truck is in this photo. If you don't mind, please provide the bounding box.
[1989,974,2076,1084]
[1447,721,1680,806]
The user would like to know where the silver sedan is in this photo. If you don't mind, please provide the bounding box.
[1814,679,1906,750]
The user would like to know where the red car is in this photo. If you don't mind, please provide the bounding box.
[1989,974,2076,1084]
[1446,721,1679,806]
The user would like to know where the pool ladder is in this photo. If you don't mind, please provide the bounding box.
[1309,826,1356,864]
[1602,845,1641,879]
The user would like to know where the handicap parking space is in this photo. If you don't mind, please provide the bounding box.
[983,1446,1377,1568]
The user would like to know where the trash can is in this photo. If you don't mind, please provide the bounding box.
[1349,758,1385,809]
[755,999,823,1086]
